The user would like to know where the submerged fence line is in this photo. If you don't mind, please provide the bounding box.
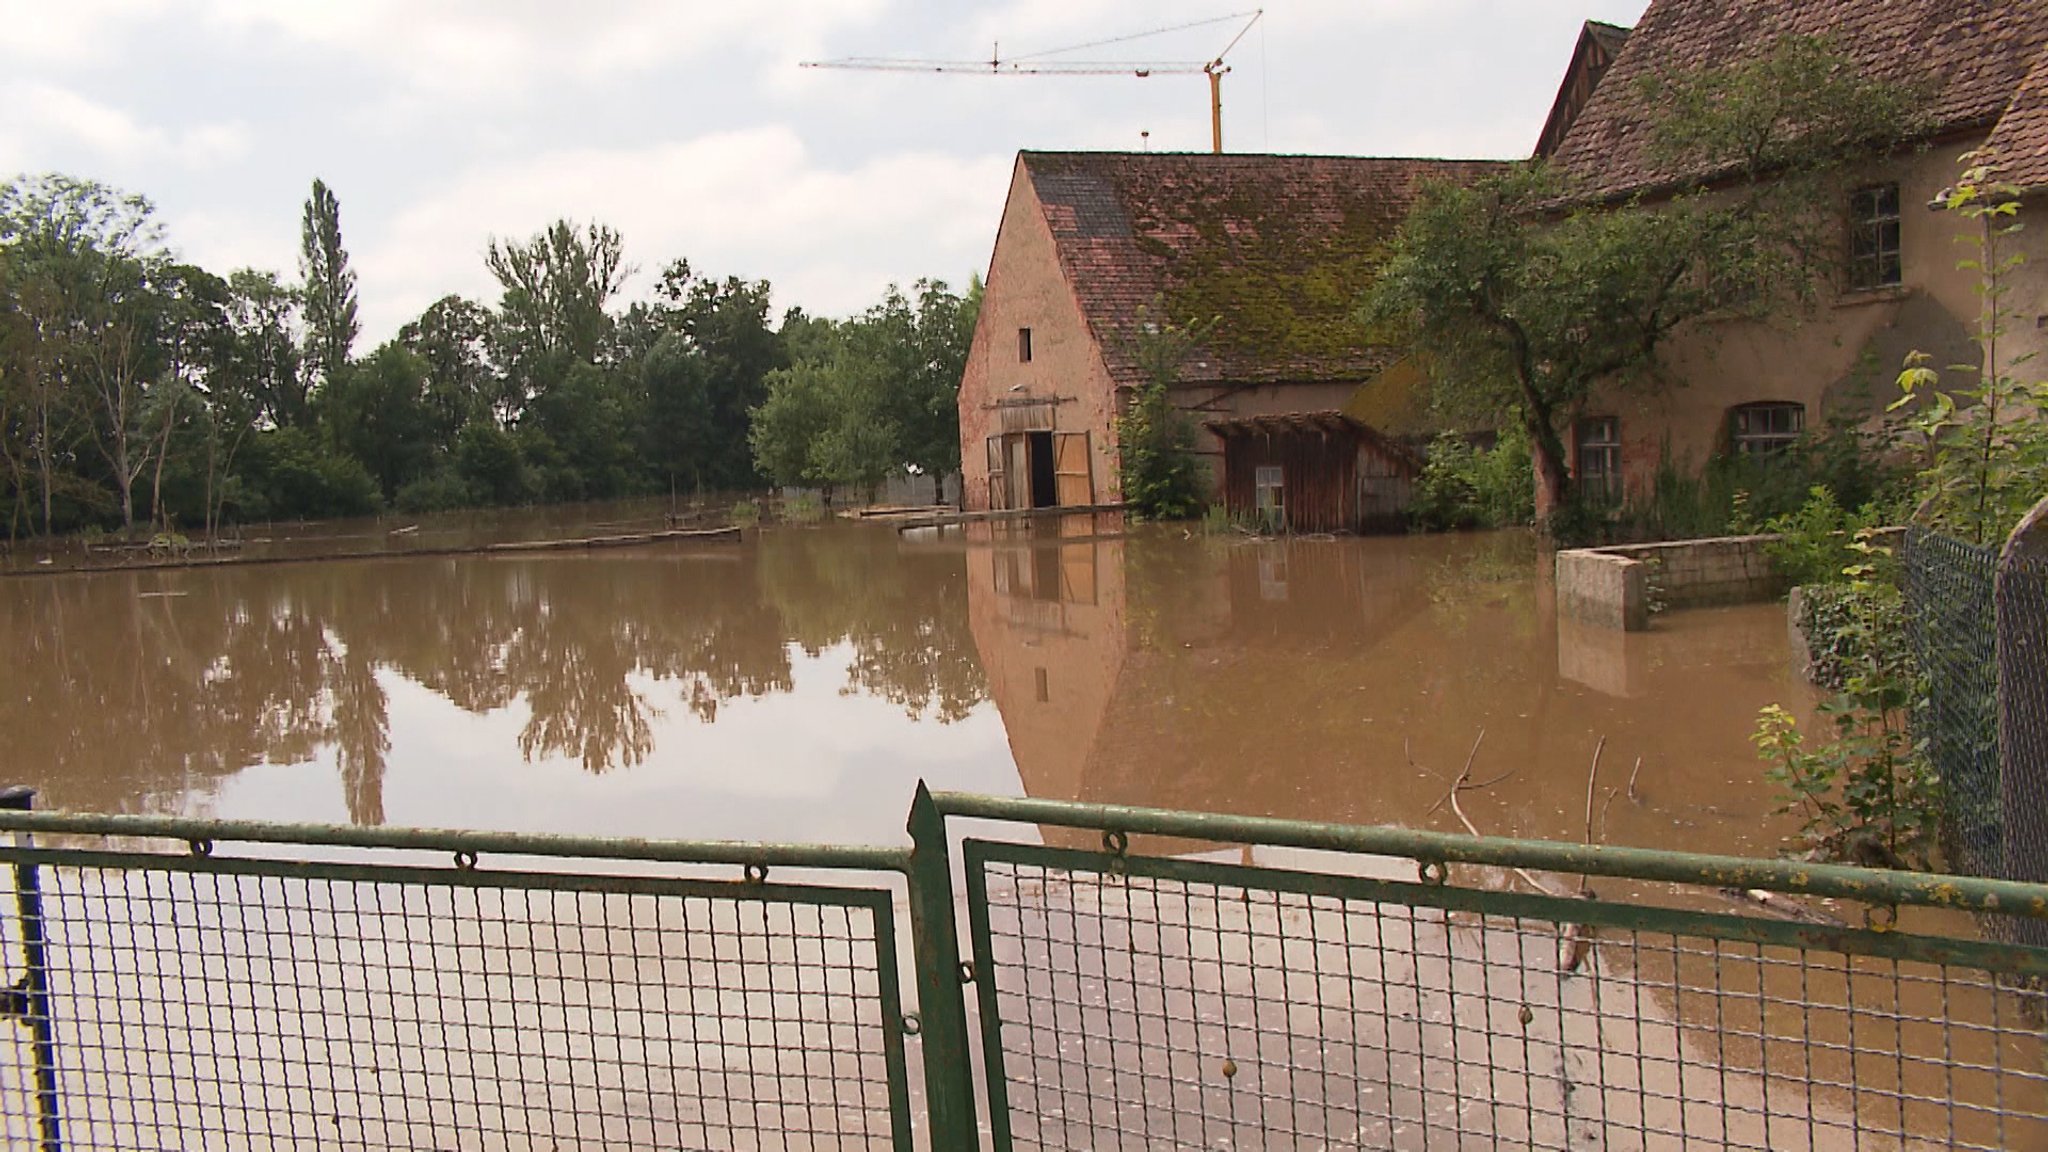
[0,785,2044,1148]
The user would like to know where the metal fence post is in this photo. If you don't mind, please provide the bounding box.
[906,782,979,1150]
[0,786,61,1152]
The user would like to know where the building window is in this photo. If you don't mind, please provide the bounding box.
[1018,327,1033,362]
[1849,183,1902,291]
[1034,667,1050,703]
[1730,402,1804,457]
[1253,465,1285,533]
[1576,416,1623,503]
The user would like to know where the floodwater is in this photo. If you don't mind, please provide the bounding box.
[8,509,2044,1149]
[0,507,1812,856]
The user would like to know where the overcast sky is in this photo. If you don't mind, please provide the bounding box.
[1,0,1651,341]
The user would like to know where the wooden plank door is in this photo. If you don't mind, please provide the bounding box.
[1053,431,1093,507]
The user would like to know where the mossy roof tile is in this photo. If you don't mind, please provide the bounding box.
[1548,0,2048,202]
[1020,151,1506,388]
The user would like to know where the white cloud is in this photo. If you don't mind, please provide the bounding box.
[354,126,1010,339]
[198,0,888,99]
[3,82,250,169]
[0,0,169,64]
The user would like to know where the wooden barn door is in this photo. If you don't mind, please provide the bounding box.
[1053,432,1093,507]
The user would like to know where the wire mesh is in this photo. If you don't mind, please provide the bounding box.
[965,842,2048,1151]
[1905,528,2004,880]
[0,849,909,1151]
[1905,524,2048,917]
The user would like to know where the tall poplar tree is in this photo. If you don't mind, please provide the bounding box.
[299,178,359,392]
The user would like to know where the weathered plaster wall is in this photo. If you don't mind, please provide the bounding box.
[957,162,1121,512]
[1574,144,2031,498]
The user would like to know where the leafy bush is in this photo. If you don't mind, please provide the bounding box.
[1115,379,1207,521]
[1754,541,1939,869]
[394,468,475,514]
[731,500,762,527]
[782,492,825,524]
[1763,486,1879,587]
[236,428,381,520]
[1410,433,1535,531]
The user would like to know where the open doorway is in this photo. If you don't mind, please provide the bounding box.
[1028,431,1057,508]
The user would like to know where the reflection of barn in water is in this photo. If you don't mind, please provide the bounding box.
[964,521,1435,853]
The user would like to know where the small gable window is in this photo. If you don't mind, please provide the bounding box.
[1849,183,1902,291]
[1730,402,1804,458]
[1018,327,1033,363]
[1576,416,1623,504]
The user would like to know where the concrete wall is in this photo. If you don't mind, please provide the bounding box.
[957,162,1121,513]
[1558,534,1786,632]
[1572,142,2048,499]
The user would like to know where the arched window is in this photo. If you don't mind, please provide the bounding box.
[1729,402,1804,457]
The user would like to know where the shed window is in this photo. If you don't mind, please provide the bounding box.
[1730,402,1804,457]
[1253,465,1285,532]
[1018,327,1033,362]
[1576,416,1623,504]
[1849,183,1902,291]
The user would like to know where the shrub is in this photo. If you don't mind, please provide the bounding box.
[1754,539,1939,869]
[1410,433,1536,531]
[394,468,475,514]
[1115,379,1207,521]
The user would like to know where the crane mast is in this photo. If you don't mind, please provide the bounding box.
[801,10,1263,154]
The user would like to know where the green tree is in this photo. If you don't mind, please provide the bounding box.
[1114,301,1212,520]
[660,262,786,491]
[1369,37,1922,521]
[398,293,494,445]
[486,219,629,367]
[0,173,175,531]
[321,342,437,502]
[299,178,360,393]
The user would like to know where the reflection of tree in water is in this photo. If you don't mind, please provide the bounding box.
[331,645,390,826]
[1,523,995,818]
[758,527,988,722]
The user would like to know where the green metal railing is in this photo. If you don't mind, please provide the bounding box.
[927,790,2048,1151]
[0,791,917,1151]
[2,783,2047,1149]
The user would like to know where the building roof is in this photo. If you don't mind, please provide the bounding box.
[1547,0,2048,202]
[1020,151,1507,388]
[1534,20,1632,160]
[1985,49,2048,191]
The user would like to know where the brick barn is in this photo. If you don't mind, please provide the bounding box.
[954,151,1504,531]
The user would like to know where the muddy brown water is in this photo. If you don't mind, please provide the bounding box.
[2,508,1807,853]
[6,508,2045,1147]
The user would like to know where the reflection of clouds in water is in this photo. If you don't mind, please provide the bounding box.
[215,644,1021,846]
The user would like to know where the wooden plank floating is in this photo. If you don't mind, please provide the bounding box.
[482,526,741,553]
[892,503,1126,533]
[4,525,744,578]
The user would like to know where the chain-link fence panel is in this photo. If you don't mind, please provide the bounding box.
[963,839,2048,1152]
[0,828,914,1151]
[1905,528,2003,878]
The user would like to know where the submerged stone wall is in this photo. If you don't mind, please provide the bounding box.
[1557,535,1786,632]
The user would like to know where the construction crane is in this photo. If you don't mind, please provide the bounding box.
[801,11,1263,155]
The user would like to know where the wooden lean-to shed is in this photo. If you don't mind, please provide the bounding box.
[1203,411,1419,533]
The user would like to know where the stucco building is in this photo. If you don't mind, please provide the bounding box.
[1544,0,2048,503]
[955,152,1503,532]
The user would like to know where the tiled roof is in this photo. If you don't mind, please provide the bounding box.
[1986,49,2048,192]
[1021,151,1506,387]
[1547,0,2048,202]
